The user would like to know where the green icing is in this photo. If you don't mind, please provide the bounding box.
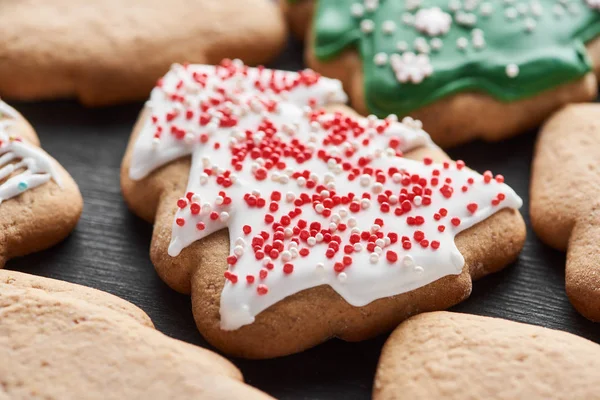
[311,0,600,116]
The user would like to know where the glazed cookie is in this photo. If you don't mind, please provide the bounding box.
[530,104,600,322]
[0,100,82,268]
[282,0,600,147]
[0,0,286,106]
[0,269,271,399]
[374,312,600,399]
[121,60,526,358]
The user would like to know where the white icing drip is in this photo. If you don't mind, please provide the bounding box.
[0,101,61,203]
[129,62,522,331]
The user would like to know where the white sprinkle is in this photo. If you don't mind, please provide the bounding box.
[456,37,469,50]
[370,253,380,263]
[354,243,363,252]
[505,7,518,19]
[350,3,364,17]
[199,173,209,185]
[360,174,371,187]
[402,255,415,267]
[448,0,462,11]
[396,41,408,52]
[430,38,443,51]
[361,198,371,209]
[233,245,244,256]
[219,212,229,222]
[524,18,536,32]
[480,2,493,15]
[360,19,375,33]
[382,20,396,34]
[506,63,520,78]
[374,52,389,66]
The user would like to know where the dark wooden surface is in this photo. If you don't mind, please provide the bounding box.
[7,38,600,399]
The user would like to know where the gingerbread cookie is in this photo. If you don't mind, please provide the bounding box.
[282,0,600,147]
[0,100,82,268]
[121,60,526,358]
[531,104,600,322]
[0,0,286,106]
[0,269,271,399]
[374,312,600,399]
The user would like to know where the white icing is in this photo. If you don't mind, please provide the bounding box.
[129,61,522,331]
[0,101,61,203]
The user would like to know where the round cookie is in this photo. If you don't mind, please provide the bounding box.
[374,312,600,399]
[282,0,600,148]
[121,60,526,358]
[0,100,82,268]
[530,103,600,322]
[0,270,271,399]
[0,0,286,106]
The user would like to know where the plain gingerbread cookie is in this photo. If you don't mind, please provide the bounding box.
[0,270,271,399]
[282,0,600,148]
[530,104,600,322]
[374,312,600,400]
[121,60,526,359]
[0,100,82,268]
[0,0,286,106]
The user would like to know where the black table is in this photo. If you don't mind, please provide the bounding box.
[8,38,600,400]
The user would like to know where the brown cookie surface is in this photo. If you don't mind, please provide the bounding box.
[0,270,271,399]
[283,0,600,148]
[0,0,286,106]
[374,312,600,400]
[530,104,600,321]
[0,101,82,268]
[121,62,525,358]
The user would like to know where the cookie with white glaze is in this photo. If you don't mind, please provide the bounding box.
[282,0,600,148]
[121,60,526,358]
[0,101,82,268]
[531,104,600,322]
[0,0,286,106]
[374,312,600,399]
[0,269,271,399]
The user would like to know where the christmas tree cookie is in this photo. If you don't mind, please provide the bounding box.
[121,60,525,358]
[531,104,600,322]
[283,0,600,147]
[0,100,82,268]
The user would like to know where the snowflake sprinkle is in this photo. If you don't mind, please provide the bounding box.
[390,52,434,84]
[414,7,452,36]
